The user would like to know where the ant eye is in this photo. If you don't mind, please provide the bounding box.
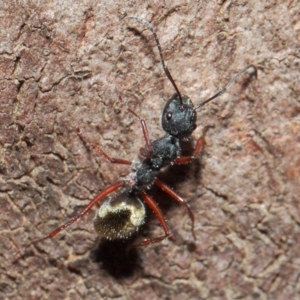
[166,112,172,120]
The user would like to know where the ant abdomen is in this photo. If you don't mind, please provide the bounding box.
[162,94,197,138]
[94,189,146,240]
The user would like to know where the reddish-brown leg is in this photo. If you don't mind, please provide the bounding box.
[154,178,196,240]
[15,182,124,258]
[173,135,205,164]
[136,191,171,246]
[94,145,131,165]
[128,108,153,158]
[76,127,131,165]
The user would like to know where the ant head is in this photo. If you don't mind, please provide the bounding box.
[128,18,195,138]
[94,190,145,240]
[162,93,197,138]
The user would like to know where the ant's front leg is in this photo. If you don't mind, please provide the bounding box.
[128,108,153,158]
[173,126,211,164]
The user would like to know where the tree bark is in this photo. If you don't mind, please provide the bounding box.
[1,0,300,299]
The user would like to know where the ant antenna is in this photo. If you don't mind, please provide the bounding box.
[128,17,184,108]
[194,64,257,111]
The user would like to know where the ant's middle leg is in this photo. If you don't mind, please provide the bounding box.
[93,145,131,165]
[76,127,131,165]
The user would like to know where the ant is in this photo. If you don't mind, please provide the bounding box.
[17,18,256,257]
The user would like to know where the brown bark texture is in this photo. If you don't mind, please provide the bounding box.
[1,0,300,299]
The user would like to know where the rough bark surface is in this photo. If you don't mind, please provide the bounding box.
[1,0,300,299]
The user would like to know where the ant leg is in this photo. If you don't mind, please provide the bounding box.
[128,108,153,157]
[76,127,131,165]
[154,178,196,240]
[15,182,124,258]
[173,136,204,164]
[136,191,171,246]
[94,145,131,165]
[173,126,211,164]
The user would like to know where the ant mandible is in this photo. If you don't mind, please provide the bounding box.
[17,17,257,256]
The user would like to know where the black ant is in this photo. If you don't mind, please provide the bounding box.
[17,18,256,257]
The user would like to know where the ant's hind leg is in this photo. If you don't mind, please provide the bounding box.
[135,192,171,246]
[154,178,196,240]
[14,182,124,260]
